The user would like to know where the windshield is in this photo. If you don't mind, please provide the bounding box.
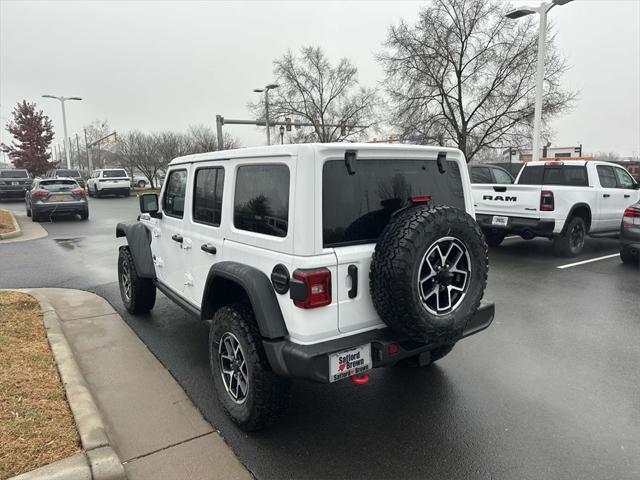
[0,170,29,178]
[323,159,464,247]
[103,170,127,178]
[57,169,81,177]
[39,180,78,191]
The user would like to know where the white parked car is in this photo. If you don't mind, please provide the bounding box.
[472,160,640,256]
[115,144,495,431]
[87,168,131,198]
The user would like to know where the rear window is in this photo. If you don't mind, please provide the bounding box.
[0,170,29,178]
[517,165,588,186]
[102,169,127,178]
[39,180,77,191]
[323,159,465,247]
[56,169,81,177]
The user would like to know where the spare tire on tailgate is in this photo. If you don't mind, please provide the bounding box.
[370,205,487,342]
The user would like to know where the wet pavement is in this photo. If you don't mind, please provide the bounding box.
[1,197,638,480]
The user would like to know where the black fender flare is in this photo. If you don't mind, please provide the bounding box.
[201,262,288,340]
[115,222,156,279]
[564,203,592,233]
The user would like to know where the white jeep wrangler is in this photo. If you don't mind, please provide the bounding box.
[116,143,494,431]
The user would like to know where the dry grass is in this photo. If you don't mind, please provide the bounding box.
[0,209,16,235]
[0,291,80,479]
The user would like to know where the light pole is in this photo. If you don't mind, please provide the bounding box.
[42,95,82,168]
[279,125,285,145]
[253,84,279,145]
[506,0,573,162]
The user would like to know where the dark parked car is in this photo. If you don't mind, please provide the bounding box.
[620,201,640,264]
[25,178,89,222]
[0,169,32,199]
[45,168,86,188]
[468,164,515,184]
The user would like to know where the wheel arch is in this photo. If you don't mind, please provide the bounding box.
[565,203,592,232]
[201,262,288,340]
[115,222,156,278]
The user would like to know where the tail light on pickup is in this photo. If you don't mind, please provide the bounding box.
[540,190,554,211]
[623,206,640,227]
[290,268,332,309]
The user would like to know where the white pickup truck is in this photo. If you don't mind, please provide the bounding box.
[472,160,640,256]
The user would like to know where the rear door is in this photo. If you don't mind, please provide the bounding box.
[154,167,190,294]
[183,164,226,305]
[322,156,466,334]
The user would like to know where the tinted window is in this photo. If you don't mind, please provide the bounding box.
[193,167,224,226]
[234,165,289,237]
[0,170,29,178]
[469,166,492,184]
[491,167,514,184]
[518,165,588,186]
[614,167,635,189]
[597,165,617,188]
[57,169,81,177]
[162,169,188,218]
[39,180,77,191]
[323,159,464,247]
[102,169,127,178]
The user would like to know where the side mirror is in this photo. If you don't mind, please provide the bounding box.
[139,193,161,218]
[632,182,640,190]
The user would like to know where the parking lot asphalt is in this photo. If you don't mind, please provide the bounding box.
[1,197,639,480]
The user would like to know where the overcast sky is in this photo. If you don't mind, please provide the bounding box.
[1,0,639,158]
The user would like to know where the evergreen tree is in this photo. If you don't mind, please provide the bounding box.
[5,100,56,175]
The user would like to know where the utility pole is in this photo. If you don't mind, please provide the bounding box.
[253,84,279,146]
[75,133,81,170]
[84,129,93,172]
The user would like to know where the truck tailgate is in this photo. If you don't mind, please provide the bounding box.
[472,184,542,218]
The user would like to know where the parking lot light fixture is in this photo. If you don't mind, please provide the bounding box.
[42,94,83,169]
[505,0,573,162]
[253,83,279,145]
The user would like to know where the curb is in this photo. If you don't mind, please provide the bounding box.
[8,290,126,480]
[0,209,21,240]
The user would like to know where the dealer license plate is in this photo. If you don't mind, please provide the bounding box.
[329,344,371,383]
[492,215,509,227]
[12,181,19,185]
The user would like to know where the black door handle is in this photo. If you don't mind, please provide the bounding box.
[624,194,631,198]
[171,234,183,243]
[201,243,217,254]
[348,265,358,299]
[603,194,610,198]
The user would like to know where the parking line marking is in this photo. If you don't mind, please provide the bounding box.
[556,253,619,269]
[504,236,519,240]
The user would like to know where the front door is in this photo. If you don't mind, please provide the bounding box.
[183,165,226,305]
[155,167,190,294]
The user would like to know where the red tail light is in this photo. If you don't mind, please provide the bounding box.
[32,189,48,197]
[540,190,554,211]
[72,188,85,197]
[411,195,432,204]
[291,268,332,309]
[623,206,640,227]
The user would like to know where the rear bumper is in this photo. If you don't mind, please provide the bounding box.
[33,201,87,214]
[476,214,555,237]
[263,300,495,383]
[0,188,29,198]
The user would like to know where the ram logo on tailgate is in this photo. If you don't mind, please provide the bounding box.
[483,195,517,201]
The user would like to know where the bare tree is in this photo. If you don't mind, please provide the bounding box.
[251,46,378,143]
[380,0,575,162]
[187,124,241,153]
[592,151,620,163]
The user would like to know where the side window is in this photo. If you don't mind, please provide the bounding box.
[614,167,635,189]
[491,168,514,184]
[162,169,188,218]
[597,165,617,188]
[193,167,225,226]
[469,167,492,183]
[234,164,289,237]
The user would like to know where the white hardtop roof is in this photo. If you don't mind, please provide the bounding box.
[169,143,464,166]
[526,160,624,168]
